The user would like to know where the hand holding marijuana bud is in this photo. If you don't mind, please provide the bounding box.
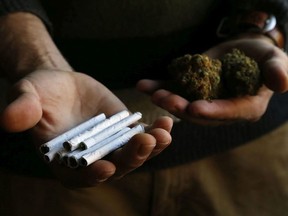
[168,48,262,101]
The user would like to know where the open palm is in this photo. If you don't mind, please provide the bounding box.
[137,37,288,125]
[1,69,173,187]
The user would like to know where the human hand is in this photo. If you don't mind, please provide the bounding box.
[137,36,288,125]
[0,69,173,187]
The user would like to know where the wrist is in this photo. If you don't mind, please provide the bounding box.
[0,12,71,82]
[217,11,285,49]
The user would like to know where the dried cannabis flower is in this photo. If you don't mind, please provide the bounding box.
[168,49,262,101]
[221,48,262,97]
[168,54,222,100]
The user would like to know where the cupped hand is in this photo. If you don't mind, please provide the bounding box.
[137,37,288,125]
[0,69,173,187]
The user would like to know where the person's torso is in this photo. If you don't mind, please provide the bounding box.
[42,0,222,88]
[44,0,218,39]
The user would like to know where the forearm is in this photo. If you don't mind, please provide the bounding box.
[0,12,72,82]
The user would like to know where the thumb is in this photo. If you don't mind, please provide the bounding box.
[0,80,42,132]
[263,56,288,93]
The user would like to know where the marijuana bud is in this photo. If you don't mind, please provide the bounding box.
[168,49,262,101]
[168,54,222,100]
[221,48,262,97]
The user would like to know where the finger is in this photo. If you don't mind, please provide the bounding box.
[150,89,190,118]
[150,89,231,124]
[263,56,288,92]
[51,160,116,188]
[149,116,173,133]
[187,86,273,122]
[136,79,164,94]
[148,83,272,123]
[109,133,156,178]
[146,128,172,159]
[0,80,42,132]
[146,116,173,157]
[108,116,172,179]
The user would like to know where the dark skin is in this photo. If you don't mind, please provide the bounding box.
[0,13,173,187]
[137,34,288,125]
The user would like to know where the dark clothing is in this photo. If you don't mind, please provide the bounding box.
[2,2,288,216]
[0,0,288,177]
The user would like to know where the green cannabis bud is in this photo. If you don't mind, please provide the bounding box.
[168,49,262,101]
[221,48,262,97]
[168,54,222,101]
